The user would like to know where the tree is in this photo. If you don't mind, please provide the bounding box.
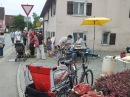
[32,12,40,29]
[24,22,33,30]
[12,14,26,31]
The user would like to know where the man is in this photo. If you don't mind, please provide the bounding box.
[29,29,35,56]
[75,34,85,46]
[10,29,15,45]
[15,28,21,43]
[36,31,46,59]
[22,31,27,46]
[57,35,72,48]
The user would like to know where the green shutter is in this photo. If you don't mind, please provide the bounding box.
[86,3,92,16]
[67,1,73,15]
[109,33,116,45]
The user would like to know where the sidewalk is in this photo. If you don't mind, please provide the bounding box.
[18,50,130,96]
[0,49,19,97]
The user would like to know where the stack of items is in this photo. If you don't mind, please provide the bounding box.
[68,82,104,97]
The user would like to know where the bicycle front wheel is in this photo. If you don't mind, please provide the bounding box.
[80,69,93,86]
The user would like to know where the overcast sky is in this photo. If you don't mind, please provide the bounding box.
[1,0,46,19]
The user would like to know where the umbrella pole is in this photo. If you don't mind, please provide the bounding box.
[93,20,95,54]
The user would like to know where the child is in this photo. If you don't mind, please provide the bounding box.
[47,37,52,57]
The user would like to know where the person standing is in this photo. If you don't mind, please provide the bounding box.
[10,30,15,45]
[36,31,46,59]
[29,29,35,56]
[15,28,21,43]
[0,32,5,57]
[47,37,52,57]
[22,31,27,46]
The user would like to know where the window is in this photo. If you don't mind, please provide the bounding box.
[73,2,85,15]
[51,32,55,37]
[67,1,92,16]
[51,1,56,16]
[102,32,116,45]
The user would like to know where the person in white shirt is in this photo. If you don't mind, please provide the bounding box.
[75,34,85,46]
[57,35,72,48]
[15,28,21,43]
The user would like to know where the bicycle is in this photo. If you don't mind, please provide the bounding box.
[59,51,94,86]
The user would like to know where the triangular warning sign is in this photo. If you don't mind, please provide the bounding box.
[21,4,34,16]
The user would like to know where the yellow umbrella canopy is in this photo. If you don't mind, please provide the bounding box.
[81,17,111,53]
[81,17,111,26]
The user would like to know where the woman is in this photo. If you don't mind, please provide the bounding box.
[36,31,46,59]
[0,32,5,57]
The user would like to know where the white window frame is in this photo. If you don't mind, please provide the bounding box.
[73,1,86,16]
[102,32,110,45]
[51,1,56,16]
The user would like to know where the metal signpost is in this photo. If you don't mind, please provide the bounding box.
[21,4,34,31]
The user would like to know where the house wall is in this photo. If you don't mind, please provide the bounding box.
[43,0,130,51]
[43,6,56,41]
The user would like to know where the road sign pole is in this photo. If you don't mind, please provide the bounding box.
[27,16,28,31]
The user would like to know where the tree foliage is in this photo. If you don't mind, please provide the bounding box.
[28,22,33,30]
[32,12,42,29]
[12,14,26,31]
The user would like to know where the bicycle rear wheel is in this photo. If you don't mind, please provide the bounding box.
[80,69,93,86]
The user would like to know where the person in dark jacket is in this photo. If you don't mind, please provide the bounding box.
[22,31,27,46]
[36,31,46,59]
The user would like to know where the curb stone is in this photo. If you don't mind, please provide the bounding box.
[17,62,24,97]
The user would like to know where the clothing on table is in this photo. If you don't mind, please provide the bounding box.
[0,35,5,56]
[57,37,67,46]
[47,41,52,50]
[36,34,46,59]
[76,38,85,46]
[15,31,21,42]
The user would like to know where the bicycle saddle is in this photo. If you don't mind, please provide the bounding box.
[64,58,73,65]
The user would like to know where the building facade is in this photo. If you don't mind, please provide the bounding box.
[40,0,130,51]
[0,7,5,32]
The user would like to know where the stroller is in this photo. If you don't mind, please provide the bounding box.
[24,63,71,97]
[15,42,27,62]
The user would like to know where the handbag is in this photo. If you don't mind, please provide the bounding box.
[0,43,3,48]
[34,37,39,47]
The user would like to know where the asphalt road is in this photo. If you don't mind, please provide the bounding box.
[4,34,12,51]
[0,34,19,97]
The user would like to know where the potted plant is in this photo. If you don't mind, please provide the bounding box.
[91,70,130,96]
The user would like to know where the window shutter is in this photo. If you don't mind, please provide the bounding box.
[129,9,130,18]
[86,3,92,16]
[51,5,52,17]
[109,33,116,45]
[67,1,73,15]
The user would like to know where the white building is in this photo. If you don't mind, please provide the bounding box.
[40,0,130,51]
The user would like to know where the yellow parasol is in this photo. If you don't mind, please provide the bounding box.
[81,17,111,53]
